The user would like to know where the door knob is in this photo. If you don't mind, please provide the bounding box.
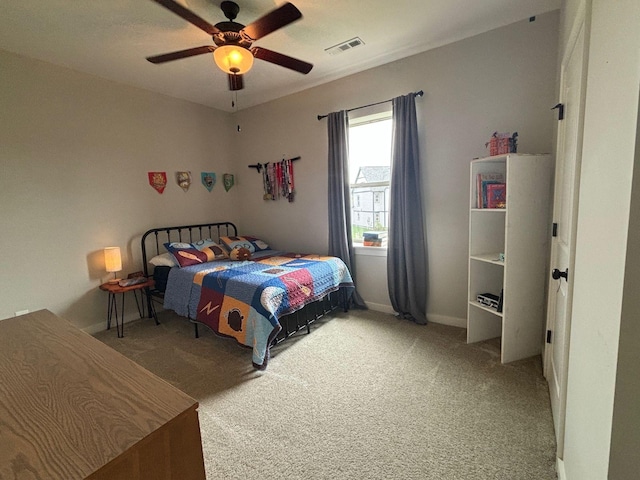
[552,268,569,281]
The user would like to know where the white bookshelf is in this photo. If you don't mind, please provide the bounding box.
[467,153,553,363]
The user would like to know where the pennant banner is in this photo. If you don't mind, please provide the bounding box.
[176,171,191,192]
[223,173,235,192]
[201,172,216,192]
[148,171,167,194]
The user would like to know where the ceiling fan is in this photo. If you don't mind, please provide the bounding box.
[146,0,313,91]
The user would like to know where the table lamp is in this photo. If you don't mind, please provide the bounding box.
[104,247,122,284]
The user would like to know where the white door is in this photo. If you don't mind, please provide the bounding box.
[543,9,587,458]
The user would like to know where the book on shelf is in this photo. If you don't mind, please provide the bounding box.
[486,183,506,209]
[476,172,505,208]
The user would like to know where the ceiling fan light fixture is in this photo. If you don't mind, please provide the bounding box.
[213,45,254,74]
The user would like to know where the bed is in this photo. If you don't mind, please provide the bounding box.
[141,222,354,369]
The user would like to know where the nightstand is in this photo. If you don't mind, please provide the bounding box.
[99,279,159,337]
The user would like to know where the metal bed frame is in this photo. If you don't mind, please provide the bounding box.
[140,221,348,347]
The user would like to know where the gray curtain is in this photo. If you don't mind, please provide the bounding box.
[387,93,428,324]
[327,111,367,308]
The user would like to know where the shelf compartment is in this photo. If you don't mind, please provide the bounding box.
[469,210,505,257]
[468,260,503,303]
[470,158,507,209]
[467,303,502,343]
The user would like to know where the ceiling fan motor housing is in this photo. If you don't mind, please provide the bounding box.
[213,28,252,49]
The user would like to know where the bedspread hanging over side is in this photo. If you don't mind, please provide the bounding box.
[163,251,354,368]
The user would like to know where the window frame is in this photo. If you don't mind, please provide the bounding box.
[347,104,392,254]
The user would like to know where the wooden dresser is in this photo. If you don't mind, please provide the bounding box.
[0,309,206,480]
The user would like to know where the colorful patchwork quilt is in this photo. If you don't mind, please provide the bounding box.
[163,251,354,369]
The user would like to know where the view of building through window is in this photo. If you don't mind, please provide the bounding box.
[348,113,392,246]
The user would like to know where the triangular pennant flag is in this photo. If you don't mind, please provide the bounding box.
[148,172,167,194]
[223,173,234,192]
[201,172,216,192]
[176,171,191,192]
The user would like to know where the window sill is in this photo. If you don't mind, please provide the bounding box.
[354,244,388,257]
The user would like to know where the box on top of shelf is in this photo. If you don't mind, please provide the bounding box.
[486,132,518,156]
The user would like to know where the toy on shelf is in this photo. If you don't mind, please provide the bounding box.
[486,132,518,156]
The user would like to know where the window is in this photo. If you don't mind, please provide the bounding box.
[348,107,392,247]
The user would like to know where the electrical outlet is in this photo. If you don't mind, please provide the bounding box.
[15,309,29,316]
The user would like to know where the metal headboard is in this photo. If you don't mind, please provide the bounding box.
[141,221,238,279]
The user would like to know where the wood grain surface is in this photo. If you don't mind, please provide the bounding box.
[0,309,205,480]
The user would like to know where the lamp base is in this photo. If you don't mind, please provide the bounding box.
[108,278,122,284]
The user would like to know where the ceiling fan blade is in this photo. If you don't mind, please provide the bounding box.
[228,74,244,91]
[146,45,215,64]
[251,47,313,74]
[151,0,220,35]
[241,2,302,41]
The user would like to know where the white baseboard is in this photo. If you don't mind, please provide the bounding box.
[363,303,466,329]
[556,457,566,480]
[427,313,466,329]
[82,314,146,336]
[364,302,396,314]
[83,323,104,335]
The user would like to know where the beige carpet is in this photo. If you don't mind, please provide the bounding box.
[95,308,557,480]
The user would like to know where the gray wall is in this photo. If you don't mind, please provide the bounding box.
[0,50,239,330]
[231,12,559,323]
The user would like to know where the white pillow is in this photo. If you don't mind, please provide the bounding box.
[148,252,178,267]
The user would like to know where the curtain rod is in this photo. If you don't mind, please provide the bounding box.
[316,90,423,120]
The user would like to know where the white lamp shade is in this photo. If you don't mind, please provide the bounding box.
[104,247,122,273]
[213,46,254,74]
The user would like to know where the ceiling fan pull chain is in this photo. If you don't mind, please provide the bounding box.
[231,90,238,111]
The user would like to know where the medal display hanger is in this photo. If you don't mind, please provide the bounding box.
[249,156,300,202]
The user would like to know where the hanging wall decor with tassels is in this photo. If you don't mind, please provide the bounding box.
[249,156,299,202]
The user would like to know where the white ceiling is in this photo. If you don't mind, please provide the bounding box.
[0,0,560,112]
